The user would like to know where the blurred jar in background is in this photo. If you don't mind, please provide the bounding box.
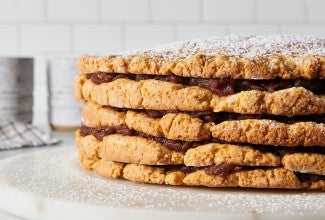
[0,58,33,122]
[48,57,81,130]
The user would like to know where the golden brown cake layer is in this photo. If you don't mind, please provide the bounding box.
[85,72,325,96]
[210,120,325,147]
[74,75,325,115]
[82,102,325,146]
[76,130,325,175]
[78,155,325,190]
[76,131,281,167]
[77,35,325,80]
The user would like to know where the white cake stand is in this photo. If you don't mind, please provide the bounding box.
[0,146,324,220]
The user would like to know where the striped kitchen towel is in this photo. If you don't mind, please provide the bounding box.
[0,117,60,150]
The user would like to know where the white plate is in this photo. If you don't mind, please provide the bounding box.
[0,147,324,220]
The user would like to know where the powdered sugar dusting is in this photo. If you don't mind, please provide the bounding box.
[120,35,325,61]
[0,147,324,216]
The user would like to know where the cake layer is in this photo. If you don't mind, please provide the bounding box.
[183,143,280,167]
[84,102,325,125]
[82,101,211,141]
[210,119,325,147]
[77,35,325,80]
[76,131,280,167]
[76,131,325,175]
[75,75,325,115]
[78,156,325,190]
[76,131,184,165]
[82,102,325,146]
[86,72,325,96]
[79,125,325,154]
[282,153,325,175]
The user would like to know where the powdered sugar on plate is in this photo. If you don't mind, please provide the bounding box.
[119,35,325,61]
[0,146,324,217]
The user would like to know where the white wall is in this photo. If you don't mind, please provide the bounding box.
[0,0,324,56]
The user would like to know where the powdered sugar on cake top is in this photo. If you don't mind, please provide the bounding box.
[120,35,325,61]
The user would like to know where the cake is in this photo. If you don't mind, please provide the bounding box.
[74,35,325,190]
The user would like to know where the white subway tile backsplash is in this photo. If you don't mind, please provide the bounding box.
[0,25,18,52]
[281,24,325,37]
[256,0,305,22]
[229,24,278,34]
[203,0,254,22]
[48,0,97,21]
[101,0,149,21]
[74,25,122,53]
[125,25,173,50]
[48,57,77,92]
[0,0,323,55]
[152,0,200,21]
[21,25,71,52]
[176,25,226,41]
[0,0,44,21]
[307,0,325,22]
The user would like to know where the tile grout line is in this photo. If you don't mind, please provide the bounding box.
[172,23,177,41]
[199,0,204,23]
[252,0,257,24]
[277,23,282,34]
[121,22,126,50]
[70,23,74,53]
[97,0,102,23]
[225,22,230,35]
[148,0,153,23]
[17,23,22,52]
[304,0,309,24]
[2,20,325,26]
[44,0,49,22]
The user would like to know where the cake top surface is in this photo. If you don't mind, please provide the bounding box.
[78,35,325,79]
[119,35,325,60]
